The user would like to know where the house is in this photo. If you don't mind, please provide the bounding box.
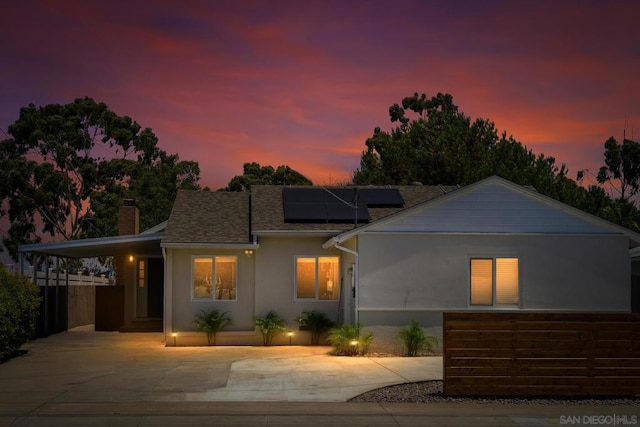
[18,176,640,347]
[161,176,640,348]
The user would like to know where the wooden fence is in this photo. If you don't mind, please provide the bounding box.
[29,271,109,337]
[443,312,640,397]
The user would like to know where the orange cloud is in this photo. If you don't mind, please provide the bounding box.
[2,1,640,192]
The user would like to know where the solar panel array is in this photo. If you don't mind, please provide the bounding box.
[282,188,404,223]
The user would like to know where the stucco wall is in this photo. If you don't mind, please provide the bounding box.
[255,235,344,344]
[169,248,256,333]
[355,233,630,354]
[357,233,630,317]
[167,237,347,345]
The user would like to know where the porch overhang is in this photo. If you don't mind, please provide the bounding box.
[18,233,163,258]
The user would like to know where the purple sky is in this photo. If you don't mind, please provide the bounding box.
[2,0,639,189]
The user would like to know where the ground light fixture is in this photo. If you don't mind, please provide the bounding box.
[172,332,177,346]
[350,340,358,354]
[288,331,293,345]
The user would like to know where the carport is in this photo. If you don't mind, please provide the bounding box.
[18,230,164,336]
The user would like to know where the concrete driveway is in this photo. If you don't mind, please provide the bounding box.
[2,327,636,426]
[0,326,441,407]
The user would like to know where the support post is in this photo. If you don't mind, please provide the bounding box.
[55,257,60,333]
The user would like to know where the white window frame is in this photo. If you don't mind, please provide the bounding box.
[469,257,520,308]
[191,255,238,302]
[294,255,340,302]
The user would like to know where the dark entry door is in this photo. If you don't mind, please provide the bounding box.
[147,258,164,318]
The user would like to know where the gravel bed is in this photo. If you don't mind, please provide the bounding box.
[349,381,640,405]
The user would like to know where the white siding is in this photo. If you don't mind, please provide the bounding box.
[373,184,614,234]
[357,233,630,312]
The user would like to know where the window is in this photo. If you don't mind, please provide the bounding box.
[137,260,145,288]
[470,258,519,306]
[295,256,339,300]
[192,256,237,300]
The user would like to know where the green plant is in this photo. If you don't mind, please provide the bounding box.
[328,323,373,356]
[0,266,40,362]
[296,310,334,345]
[193,309,232,345]
[254,311,288,346]
[397,319,438,356]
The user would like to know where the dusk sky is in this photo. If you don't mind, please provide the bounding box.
[2,0,639,190]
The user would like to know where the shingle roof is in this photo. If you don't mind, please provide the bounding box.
[162,190,251,244]
[251,185,457,233]
[162,185,457,244]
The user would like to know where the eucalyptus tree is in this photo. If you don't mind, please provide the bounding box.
[0,97,200,259]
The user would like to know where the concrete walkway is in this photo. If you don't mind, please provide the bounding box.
[1,328,637,426]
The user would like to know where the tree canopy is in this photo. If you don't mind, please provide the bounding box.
[224,162,312,191]
[354,92,640,231]
[0,97,201,259]
[596,136,640,202]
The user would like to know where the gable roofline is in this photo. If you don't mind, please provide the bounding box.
[323,175,640,249]
[141,220,167,235]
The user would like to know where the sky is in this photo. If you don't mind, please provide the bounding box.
[1,0,639,190]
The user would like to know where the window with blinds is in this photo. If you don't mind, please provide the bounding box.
[496,258,519,305]
[470,259,493,305]
[470,257,519,307]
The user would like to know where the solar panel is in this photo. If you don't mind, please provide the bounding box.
[325,203,371,223]
[358,188,404,207]
[282,187,399,223]
[283,202,327,222]
[283,188,326,203]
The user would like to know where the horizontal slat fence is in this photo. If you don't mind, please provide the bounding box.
[443,312,640,397]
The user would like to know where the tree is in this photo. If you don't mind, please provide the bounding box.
[354,92,497,186]
[224,162,312,191]
[596,137,640,202]
[352,91,640,231]
[84,154,201,237]
[0,97,201,259]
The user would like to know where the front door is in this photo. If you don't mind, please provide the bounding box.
[136,257,164,319]
[147,258,164,318]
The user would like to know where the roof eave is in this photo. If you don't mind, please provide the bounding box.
[160,242,259,250]
[252,230,343,237]
[18,233,164,258]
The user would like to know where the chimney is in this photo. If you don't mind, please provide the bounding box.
[114,199,139,288]
[118,199,139,236]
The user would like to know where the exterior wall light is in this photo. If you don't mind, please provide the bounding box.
[128,255,134,263]
[244,250,254,256]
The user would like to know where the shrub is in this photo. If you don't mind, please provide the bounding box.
[0,266,40,362]
[328,323,373,356]
[193,309,233,345]
[254,311,287,346]
[296,310,334,345]
[397,319,438,356]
